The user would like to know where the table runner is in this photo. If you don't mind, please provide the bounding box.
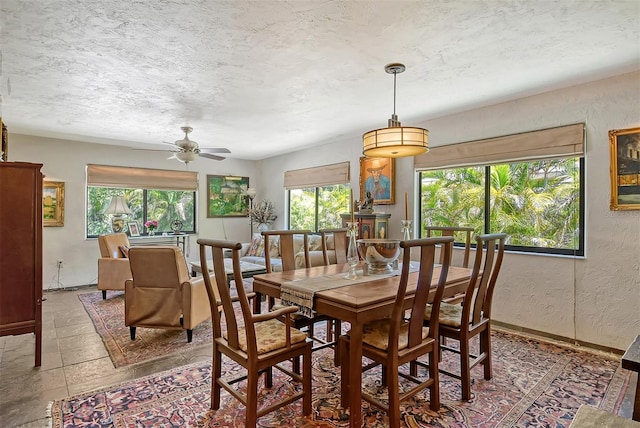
[281,264,419,317]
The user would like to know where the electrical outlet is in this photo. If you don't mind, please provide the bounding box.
[57,260,63,268]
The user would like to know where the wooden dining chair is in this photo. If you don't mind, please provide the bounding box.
[318,228,347,358]
[424,233,506,401]
[197,238,312,428]
[425,226,475,268]
[319,227,348,265]
[425,226,475,305]
[264,230,342,367]
[339,236,454,428]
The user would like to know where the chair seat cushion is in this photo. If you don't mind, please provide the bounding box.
[425,302,462,327]
[230,318,307,354]
[355,319,429,351]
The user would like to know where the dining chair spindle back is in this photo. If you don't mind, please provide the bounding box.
[339,236,454,428]
[197,238,312,428]
[424,233,507,401]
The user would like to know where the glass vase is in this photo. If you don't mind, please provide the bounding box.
[148,230,155,236]
[345,221,359,279]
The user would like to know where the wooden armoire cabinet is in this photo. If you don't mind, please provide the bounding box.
[0,162,43,367]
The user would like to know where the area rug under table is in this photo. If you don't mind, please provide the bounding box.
[79,291,214,368]
[49,330,632,427]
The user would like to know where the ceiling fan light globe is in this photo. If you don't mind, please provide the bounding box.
[176,151,198,163]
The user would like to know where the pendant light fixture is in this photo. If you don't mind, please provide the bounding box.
[362,63,429,158]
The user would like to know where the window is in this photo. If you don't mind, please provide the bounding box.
[87,188,196,237]
[86,165,197,238]
[289,184,350,231]
[414,124,585,256]
[285,161,351,231]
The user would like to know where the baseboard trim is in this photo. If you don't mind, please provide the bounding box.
[492,320,624,356]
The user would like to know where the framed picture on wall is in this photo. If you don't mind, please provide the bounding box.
[43,181,65,227]
[207,175,250,217]
[609,127,640,210]
[359,156,395,205]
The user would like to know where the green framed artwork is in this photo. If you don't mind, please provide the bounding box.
[207,175,250,217]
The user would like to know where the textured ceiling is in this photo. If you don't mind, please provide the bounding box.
[1,0,639,160]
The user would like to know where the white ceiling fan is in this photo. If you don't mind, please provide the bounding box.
[146,126,230,164]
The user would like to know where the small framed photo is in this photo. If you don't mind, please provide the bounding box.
[128,222,140,237]
[43,181,65,227]
[609,127,640,210]
[359,157,395,205]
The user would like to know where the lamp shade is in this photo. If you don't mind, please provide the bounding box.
[363,126,429,158]
[246,187,257,198]
[104,196,132,215]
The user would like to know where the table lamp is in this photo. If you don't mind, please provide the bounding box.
[104,195,132,233]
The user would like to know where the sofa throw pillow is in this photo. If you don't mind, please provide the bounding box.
[247,235,263,257]
[268,237,280,258]
[308,235,323,251]
[118,245,130,258]
[326,234,335,250]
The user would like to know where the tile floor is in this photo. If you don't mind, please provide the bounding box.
[0,285,212,427]
[0,285,637,427]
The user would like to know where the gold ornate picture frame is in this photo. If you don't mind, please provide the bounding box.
[1,117,8,162]
[359,156,395,205]
[609,127,640,210]
[43,181,65,226]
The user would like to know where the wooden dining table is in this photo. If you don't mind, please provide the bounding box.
[251,262,473,428]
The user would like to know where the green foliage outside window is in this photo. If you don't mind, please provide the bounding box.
[289,184,350,231]
[420,158,582,253]
[87,187,195,237]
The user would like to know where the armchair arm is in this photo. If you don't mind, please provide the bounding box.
[181,277,214,329]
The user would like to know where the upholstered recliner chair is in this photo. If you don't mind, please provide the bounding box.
[124,246,213,343]
[97,233,132,299]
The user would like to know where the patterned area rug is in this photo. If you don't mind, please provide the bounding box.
[79,291,214,367]
[49,330,631,427]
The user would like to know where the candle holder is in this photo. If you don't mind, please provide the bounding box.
[401,219,413,268]
[401,219,412,241]
[345,221,359,279]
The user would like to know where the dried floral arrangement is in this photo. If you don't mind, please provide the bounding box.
[248,199,277,225]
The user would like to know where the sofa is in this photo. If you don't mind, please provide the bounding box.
[229,233,339,271]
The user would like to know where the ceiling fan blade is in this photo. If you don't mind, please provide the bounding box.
[199,152,225,161]
[199,147,231,154]
[133,148,179,153]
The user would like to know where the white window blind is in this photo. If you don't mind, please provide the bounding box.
[414,123,585,170]
[284,161,350,189]
[87,165,198,191]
